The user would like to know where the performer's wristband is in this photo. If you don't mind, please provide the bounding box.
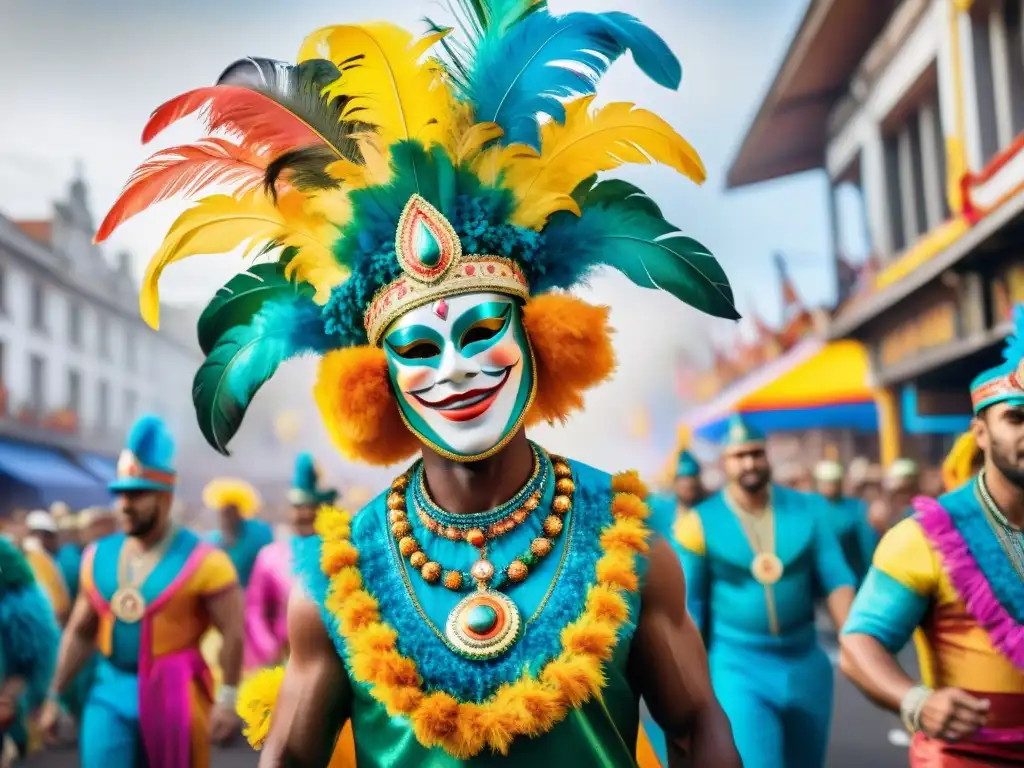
[900,685,932,733]
[216,685,239,708]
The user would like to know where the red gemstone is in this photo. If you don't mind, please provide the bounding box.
[487,265,496,274]
[465,264,476,276]
[433,299,449,320]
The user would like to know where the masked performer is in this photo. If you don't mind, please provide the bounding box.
[813,459,876,586]
[94,1,744,764]
[0,537,59,763]
[204,478,274,588]
[840,311,1024,767]
[39,416,246,768]
[675,415,855,768]
[246,453,337,670]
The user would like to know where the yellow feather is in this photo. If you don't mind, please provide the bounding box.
[324,134,393,189]
[455,122,504,165]
[298,23,454,150]
[472,144,538,187]
[140,191,286,329]
[500,96,707,229]
[278,189,350,303]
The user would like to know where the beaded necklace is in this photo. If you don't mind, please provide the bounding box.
[387,455,575,659]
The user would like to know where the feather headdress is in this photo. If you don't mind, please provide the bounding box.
[99,0,738,457]
[970,304,1024,413]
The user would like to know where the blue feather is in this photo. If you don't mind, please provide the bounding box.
[192,296,337,454]
[466,8,681,149]
[1002,304,1024,364]
[0,584,59,709]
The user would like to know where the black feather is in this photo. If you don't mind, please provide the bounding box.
[264,146,344,201]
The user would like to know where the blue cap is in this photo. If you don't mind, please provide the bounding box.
[722,414,765,448]
[676,450,700,477]
[109,415,176,494]
[288,452,337,506]
[971,305,1024,413]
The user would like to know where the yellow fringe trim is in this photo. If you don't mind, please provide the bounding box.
[237,667,286,748]
[237,471,650,757]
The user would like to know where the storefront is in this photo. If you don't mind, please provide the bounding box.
[682,338,878,465]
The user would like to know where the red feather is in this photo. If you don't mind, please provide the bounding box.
[142,85,326,153]
[95,138,272,242]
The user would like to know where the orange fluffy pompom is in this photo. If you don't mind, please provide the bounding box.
[315,346,421,466]
[523,294,616,425]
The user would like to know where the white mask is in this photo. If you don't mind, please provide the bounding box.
[382,292,535,460]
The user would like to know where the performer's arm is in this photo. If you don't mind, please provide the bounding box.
[839,519,935,710]
[811,504,856,628]
[206,585,245,688]
[47,592,99,698]
[630,538,740,768]
[260,590,350,768]
[245,549,281,667]
[673,511,708,637]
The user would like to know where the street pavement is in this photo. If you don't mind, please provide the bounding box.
[24,669,911,767]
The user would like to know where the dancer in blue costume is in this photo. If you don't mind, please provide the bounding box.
[55,510,84,603]
[675,415,856,768]
[674,450,706,510]
[813,459,877,585]
[204,478,273,588]
[0,537,59,761]
[39,416,246,768]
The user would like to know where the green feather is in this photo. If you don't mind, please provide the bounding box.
[582,179,663,218]
[196,259,312,356]
[546,191,739,320]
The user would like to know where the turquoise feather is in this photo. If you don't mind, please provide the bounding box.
[193,296,336,454]
[465,7,681,149]
[196,256,312,356]
[542,183,739,320]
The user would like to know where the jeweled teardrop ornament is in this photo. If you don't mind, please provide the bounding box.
[413,219,442,267]
[395,194,461,284]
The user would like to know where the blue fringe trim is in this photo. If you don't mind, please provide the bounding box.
[941,483,1024,622]
[0,584,59,708]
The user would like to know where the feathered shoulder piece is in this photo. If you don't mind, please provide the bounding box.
[0,537,36,591]
[99,0,738,455]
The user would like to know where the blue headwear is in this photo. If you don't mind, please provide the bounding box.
[288,452,337,506]
[970,305,1024,413]
[109,415,176,493]
[676,450,700,477]
[722,414,765,449]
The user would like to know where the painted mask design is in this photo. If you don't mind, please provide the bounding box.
[383,292,535,460]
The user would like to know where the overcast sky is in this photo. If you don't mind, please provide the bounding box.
[0,0,832,477]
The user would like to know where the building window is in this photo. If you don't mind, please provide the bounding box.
[30,282,46,333]
[882,70,948,254]
[972,0,1024,161]
[29,354,45,413]
[98,313,110,360]
[124,389,137,421]
[125,330,136,372]
[68,300,83,348]
[67,368,81,412]
[97,379,109,432]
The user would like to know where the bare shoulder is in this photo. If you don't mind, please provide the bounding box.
[287,587,337,657]
[642,537,687,613]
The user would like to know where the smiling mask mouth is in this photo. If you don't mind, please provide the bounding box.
[408,365,515,422]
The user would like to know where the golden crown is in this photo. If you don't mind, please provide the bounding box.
[363,195,530,346]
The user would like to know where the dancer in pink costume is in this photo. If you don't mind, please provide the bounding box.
[245,453,336,669]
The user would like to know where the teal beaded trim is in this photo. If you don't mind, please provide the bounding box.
[412,441,548,529]
[976,471,1024,582]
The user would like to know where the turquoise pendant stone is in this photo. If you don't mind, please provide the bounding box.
[413,219,442,267]
[465,603,499,635]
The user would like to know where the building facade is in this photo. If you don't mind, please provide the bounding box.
[0,175,202,512]
[727,0,1024,467]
